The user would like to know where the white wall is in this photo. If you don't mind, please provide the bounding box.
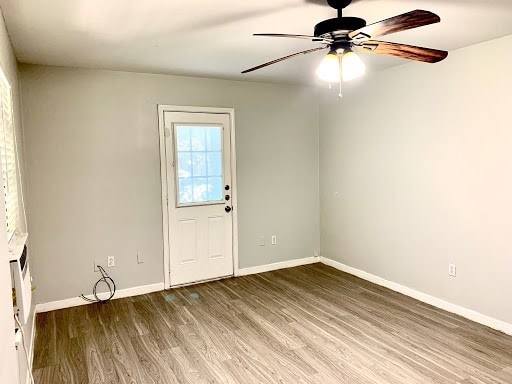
[0,5,28,383]
[19,65,320,304]
[320,35,512,325]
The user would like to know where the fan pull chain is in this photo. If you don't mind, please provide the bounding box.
[338,53,343,98]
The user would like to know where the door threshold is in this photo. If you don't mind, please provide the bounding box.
[168,274,234,289]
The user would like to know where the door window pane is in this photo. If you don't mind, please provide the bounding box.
[178,178,193,203]
[177,152,192,178]
[176,126,191,151]
[207,152,222,177]
[192,153,207,177]
[175,125,223,205]
[206,128,221,151]
[207,177,223,201]
[193,177,208,202]
[191,126,206,151]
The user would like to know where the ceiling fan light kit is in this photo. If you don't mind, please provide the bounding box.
[341,49,366,82]
[315,49,366,83]
[315,51,340,82]
[242,0,448,95]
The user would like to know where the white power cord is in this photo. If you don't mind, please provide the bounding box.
[14,314,35,384]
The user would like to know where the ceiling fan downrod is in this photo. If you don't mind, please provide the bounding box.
[327,0,352,18]
[314,0,366,39]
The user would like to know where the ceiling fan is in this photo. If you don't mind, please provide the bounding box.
[242,0,448,86]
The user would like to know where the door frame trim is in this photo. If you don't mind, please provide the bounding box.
[158,105,239,288]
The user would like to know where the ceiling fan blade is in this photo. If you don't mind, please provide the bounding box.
[254,33,332,43]
[242,46,327,74]
[349,10,441,41]
[357,40,448,63]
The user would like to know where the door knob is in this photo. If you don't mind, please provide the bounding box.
[225,206,232,213]
[225,195,230,201]
[225,185,230,191]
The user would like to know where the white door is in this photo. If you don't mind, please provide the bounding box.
[164,111,234,286]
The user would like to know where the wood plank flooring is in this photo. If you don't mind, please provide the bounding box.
[33,264,512,384]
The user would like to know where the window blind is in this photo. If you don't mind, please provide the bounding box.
[0,72,18,241]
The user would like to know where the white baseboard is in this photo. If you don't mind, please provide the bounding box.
[35,257,319,313]
[35,282,165,313]
[237,256,320,276]
[320,257,512,336]
[34,256,511,336]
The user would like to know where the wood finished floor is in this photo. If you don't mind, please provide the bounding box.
[33,264,512,384]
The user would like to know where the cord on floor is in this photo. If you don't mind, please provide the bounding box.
[80,265,116,303]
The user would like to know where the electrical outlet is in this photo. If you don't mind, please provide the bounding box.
[94,261,101,272]
[107,256,115,268]
[137,253,144,264]
[258,236,265,246]
[271,235,277,245]
[448,264,456,277]
[314,250,320,257]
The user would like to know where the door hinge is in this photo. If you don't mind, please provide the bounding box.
[164,128,171,137]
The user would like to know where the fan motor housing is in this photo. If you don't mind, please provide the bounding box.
[314,17,366,38]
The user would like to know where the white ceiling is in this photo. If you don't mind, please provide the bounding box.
[0,0,511,85]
